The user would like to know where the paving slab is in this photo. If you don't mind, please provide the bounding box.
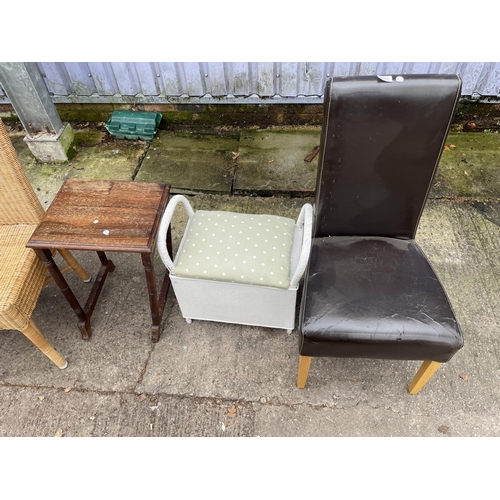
[234,128,320,196]
[9,129,147,205]
[64,140,145,182]
[0,386,255,437]
[431,132,500,198]
[9,132,73,207]
[253,401,500,437]
[0,386,154,437]
[135,130,236,195]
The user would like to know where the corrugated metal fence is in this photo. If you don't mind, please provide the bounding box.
[1,62,500,104]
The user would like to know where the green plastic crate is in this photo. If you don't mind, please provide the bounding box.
[105,110,162,141]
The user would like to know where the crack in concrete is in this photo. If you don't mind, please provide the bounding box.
[0,381,481,431]
[135,344,156,388]
[229,133,241,195]
[134,298,178,389]
[0,382,257,420]
[131,141,151,181]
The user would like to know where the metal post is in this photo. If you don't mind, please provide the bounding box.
[0,62,75,162]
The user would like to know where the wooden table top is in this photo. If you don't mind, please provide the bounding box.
[27,179,171,253]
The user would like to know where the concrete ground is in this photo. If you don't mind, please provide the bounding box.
[1,123,500,437]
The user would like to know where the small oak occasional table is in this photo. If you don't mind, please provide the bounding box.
[27,178,172,343]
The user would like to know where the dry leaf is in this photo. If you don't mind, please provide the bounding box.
[268,159,274,163]
[138,393,146,402]
[54,428,64,437]
[38,395,45,401]
[438,425,449,434]
[64,387,71,392]
[464,171,469,176]
[232,152,240,160]
[237,405,243,410]
[444,146,450,151]
[449,144,456,148]
[227,406,237,418]
[459,374,469,381]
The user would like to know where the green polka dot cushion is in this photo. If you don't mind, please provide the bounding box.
[174,210,296,289]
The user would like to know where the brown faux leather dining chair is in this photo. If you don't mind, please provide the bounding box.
[297,74,464,394]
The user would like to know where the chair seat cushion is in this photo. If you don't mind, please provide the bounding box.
[0,224,46,330]
[299,236,463,362]
[173,210,296,289]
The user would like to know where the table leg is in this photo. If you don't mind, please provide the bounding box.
[142,227,172,343]
[34,248,92,340]
[82,251,115,322]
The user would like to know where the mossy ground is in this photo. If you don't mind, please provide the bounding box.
[5,116,500,202]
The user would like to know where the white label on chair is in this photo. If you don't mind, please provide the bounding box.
[103,230,110,235]
[377,75,393,83]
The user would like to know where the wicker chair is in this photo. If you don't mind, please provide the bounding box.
[0,118,90,369]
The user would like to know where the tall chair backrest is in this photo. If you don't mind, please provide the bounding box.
[314,74,462,240]
[0,120,44,225]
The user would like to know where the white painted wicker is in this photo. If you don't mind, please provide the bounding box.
[158,195,313,332]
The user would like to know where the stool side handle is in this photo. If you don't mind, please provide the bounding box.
[158,195,194,272]
[290,203,313,289]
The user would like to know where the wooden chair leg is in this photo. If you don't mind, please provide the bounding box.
[20,319,68,369]
[57,249,91,282]
[408,360,442,394]
[297,355,312,389]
